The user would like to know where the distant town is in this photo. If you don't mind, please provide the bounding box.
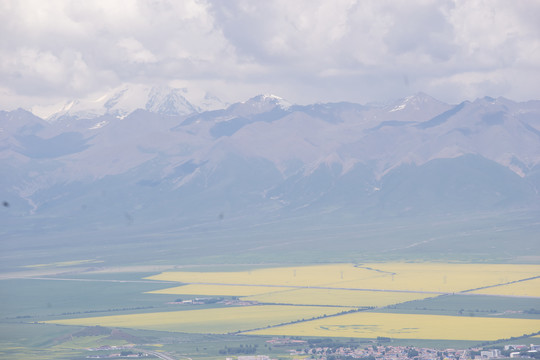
[84,340,540,360]
[265,339,540,360]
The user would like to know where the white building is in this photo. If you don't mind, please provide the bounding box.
[481,349,501,358]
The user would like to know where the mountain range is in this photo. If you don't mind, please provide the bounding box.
[1,88,540,265]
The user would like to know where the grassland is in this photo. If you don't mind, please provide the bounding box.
[0,323,85,360]
[45,305,353,334]
[246,312,540,341]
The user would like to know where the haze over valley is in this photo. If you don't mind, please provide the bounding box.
[1,2,540,359]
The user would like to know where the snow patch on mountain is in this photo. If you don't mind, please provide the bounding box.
[45,84,197,120]
[38,84,228,121]
[226,94,291,117]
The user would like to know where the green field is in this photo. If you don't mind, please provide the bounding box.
[377,294,540,319]
[0,277,175,320]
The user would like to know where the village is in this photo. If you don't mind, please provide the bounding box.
[262,339,540,360]
[286,344,540,360]
[82,339,540,360]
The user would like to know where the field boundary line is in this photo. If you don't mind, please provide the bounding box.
[460,275,540,294]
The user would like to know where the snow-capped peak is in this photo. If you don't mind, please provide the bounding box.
[42,84,223,121]
[252,94,291,109]
[145,86,197,116]
[389,93,442,113]
[223,94,291,118]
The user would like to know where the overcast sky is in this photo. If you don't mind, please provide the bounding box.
[1,0,539,111]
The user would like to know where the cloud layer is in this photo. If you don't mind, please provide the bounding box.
[1,0,539,109]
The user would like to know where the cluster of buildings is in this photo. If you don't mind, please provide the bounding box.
[283,343,540,360]
[501,344,540,359]
[289,344,467,360]
[86,345,148,359]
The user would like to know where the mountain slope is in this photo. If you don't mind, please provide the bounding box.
[1,93,539,266]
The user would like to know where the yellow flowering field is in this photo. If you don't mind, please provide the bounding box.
[147,263,540,295]
[145,264,382,287]
[147,284,291,297]
[243,288,432,307]
[246,312,540,341]
[328,263,540,293]
[45,305,352,334]
[471,278,540,297]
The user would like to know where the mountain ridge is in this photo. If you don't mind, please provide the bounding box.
[1,92,539,242]
[30,84,228,121]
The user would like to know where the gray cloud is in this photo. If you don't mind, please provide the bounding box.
[1,0,539,110]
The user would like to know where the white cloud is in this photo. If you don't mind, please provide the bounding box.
[0,0,539,110]
[117,38,158,64]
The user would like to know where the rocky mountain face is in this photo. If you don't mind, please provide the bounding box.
[1,92,540,242]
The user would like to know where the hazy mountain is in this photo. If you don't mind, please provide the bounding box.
[1,93,540,258]
[35,84,227,121]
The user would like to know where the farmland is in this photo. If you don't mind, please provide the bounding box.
[246,312,540,341]
[39,262,540,343]
[144,263,384,287]
[146,263,540,293]
[243,288,432,307]
[45,305,354,334]
[148,284,292,297]
[471,277,540,297]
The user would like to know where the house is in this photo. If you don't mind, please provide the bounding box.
[480,349,501,358]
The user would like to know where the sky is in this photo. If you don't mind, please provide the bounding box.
[1,0,539,112]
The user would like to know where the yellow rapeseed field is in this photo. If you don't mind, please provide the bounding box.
[246,312,540,341]
[328,263,540,293]
[146,263,540,295]
[243,288,432,307]
[147,284,291,297]
[471,278,540,297]
[45,305,352,334]
[145,264,383,287]
[42,263,540,341]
